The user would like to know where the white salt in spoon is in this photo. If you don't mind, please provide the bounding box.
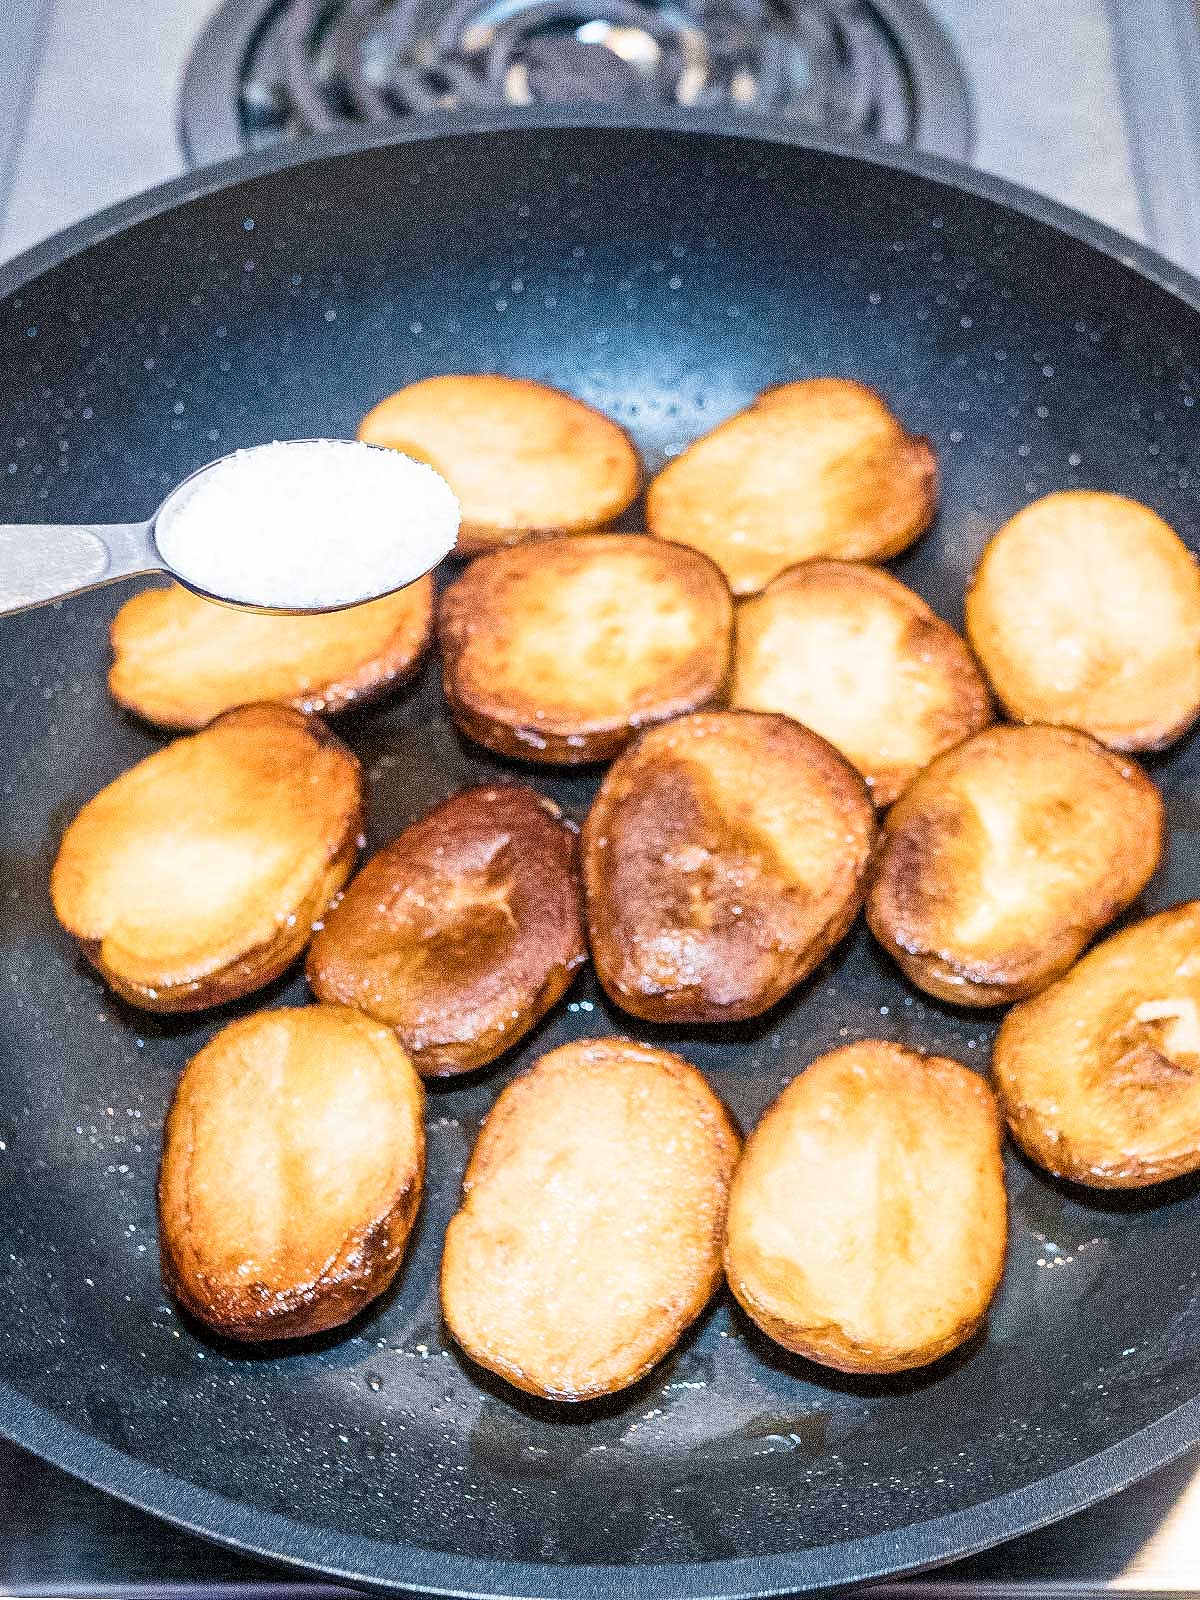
[0,439,460,617]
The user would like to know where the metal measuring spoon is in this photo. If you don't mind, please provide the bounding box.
[0,440,459,618]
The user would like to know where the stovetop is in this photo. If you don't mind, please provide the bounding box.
[174,0,973,167]
[6,0,1200,1593]
[5,0,1194,263]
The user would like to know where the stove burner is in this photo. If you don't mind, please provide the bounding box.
[180,0,971,167]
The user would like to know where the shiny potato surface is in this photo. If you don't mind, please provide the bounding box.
[725,1041,1007,1374]
[307,784,586,1076]
[50,704,363,1011]
[866,724,1164,1008]
[732,560,992,806]
[358,374,639,555]
[583,710,876,1023]
[108,577,434,729]
[646,378,936,594]
[441,1038,740,1400]
[994,902,1200,1188]
[159,1005,424,1341]
[437,533,733,764]
[965,491,1200,751]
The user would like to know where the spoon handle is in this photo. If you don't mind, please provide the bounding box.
[0,522,161,616]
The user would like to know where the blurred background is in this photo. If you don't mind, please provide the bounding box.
[3,0,1199,265]
[4,1,1200,1595]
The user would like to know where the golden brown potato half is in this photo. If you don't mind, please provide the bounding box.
[307,784,586,1077]
[994,902,1200,1188]
[732,561,993,806]
[441,1037,740,1400]
[965,491,1200,751]
[108,577,434,730]
[645,378,936,595]
[866,724,1164,1008]
[583,710,876,1023]
[159,1005,424,1341]
[50,704,363,1012]
[726,1041,1007,1374]
[437,533,733,764]
[358,374,640,555]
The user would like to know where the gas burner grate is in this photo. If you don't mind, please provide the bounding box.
[179,0,971,166]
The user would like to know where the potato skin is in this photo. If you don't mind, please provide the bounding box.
[358,374,640,555]
[108,577,435,730]
[437,534,734,765]
[965,491,1200,752]
[51,705,364,1013]
[646,378,937,595]
[732,560,993,807]
[441,1038,741,1400]
[725,1042,1007,1374]
[307,784,587,1076]
[866,724,1165,1008]
[993,902,1200,1188]
[159,1006,425,1342]
[583,711,876,1023]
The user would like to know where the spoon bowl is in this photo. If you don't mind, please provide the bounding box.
[0,439,459,618]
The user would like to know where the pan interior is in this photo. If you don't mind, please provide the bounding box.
[2,124,1200,1582]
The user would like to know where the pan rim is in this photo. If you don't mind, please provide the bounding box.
[3,1372,1199,1597]
[3,109,1200,1595]
[0,107,1196,316]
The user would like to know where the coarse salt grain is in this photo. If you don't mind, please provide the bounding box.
[154,439,459,610]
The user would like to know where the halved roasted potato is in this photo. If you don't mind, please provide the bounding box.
[307,784,586,1076]
[437,533,733,764]
[50,704,363,1011]
[583,710,876,1023]
[441,1037,740,1400]
[732,561,993,806]
[965,490,1200,751]
[358,374,640,555]
[866,724,1164,1008]
[646,378,937,594]
[726,1040,1007,1374]
[108,577,434,729]
[159,1005,425,1341]
[994,902,1200,1188]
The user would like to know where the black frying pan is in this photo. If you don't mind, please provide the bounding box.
[3,109,1200,1599]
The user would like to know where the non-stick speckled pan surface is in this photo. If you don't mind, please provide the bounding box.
[3,110,1200,1599]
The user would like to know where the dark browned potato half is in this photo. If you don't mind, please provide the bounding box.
[358,374,640,555]
[583,710,876,1023]
[866,724,1164,1007]
[108,577,434,729]
[159,1005,425,1341]
[965,490,1200,751]
[437,533,733,764]
[725,1041,1008,1374]
[994,902,1200,1188]
[307,784,586,1076]
[732,560,993,806]
[49,703,363,1011]
[646,378,937,594]
[441,1037,740,1400]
